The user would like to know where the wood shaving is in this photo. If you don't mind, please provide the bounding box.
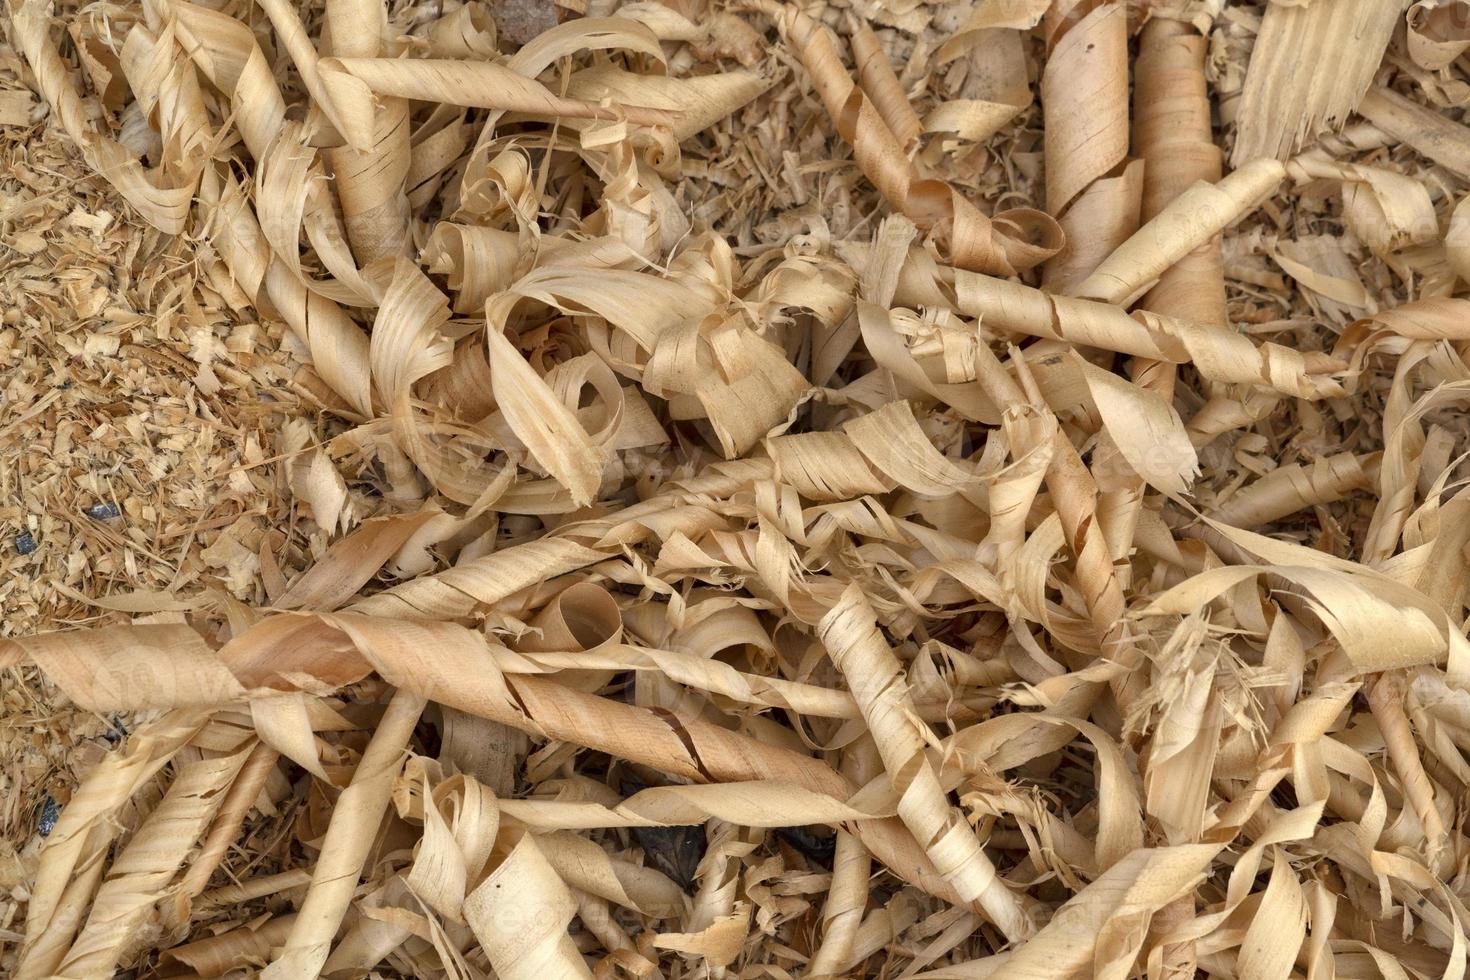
[5,1,1470,978]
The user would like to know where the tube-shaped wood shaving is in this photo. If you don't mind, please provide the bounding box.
[1041,1,1138,294]
[1132,18,1227,327]
[806,830,869,976]
[324,0,411,265]
[893,256,1344,399]
[466,831,594,979]
[169,742,282,924]
[850,22,921,151]
[818,584,1032,940]
[1211,452,1381,529]
[1356,86,1470,181]
[1094,16,1221,593]
[1074,159,1287,306]
[262,689,425,978]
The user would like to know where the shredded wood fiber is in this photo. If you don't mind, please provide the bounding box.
[7,0,1470,976]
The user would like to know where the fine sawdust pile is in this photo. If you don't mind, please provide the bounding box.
[7,0,1470,976]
